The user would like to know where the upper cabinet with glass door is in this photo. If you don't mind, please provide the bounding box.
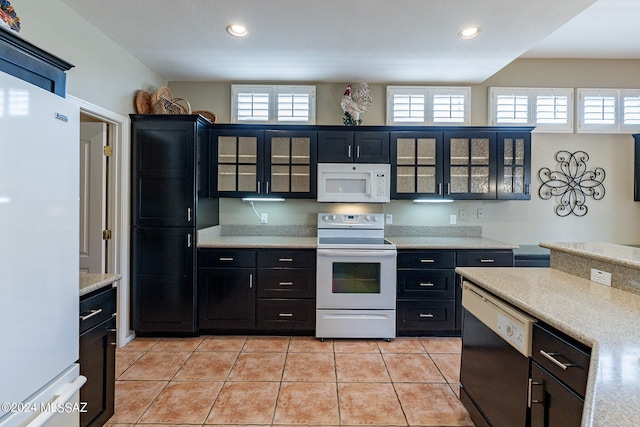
[210,129,263,198]
[264,130,317,198]
[497,131,531,200]
[210,127,317,199]
[443,132,497,200]
[390,131,444,199]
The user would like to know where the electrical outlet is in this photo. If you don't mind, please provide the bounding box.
[260,213,268,224]
[477,208,484,219]
[458,209,467,221]
[450,214,457,225]
[385,214,393,224]
[590,268,612,286]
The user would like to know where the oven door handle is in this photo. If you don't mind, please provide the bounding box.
[317,249,397,257]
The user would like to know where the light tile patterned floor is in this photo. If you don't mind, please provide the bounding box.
[106,335,473,427]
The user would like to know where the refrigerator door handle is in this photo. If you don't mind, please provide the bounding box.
[25,375,87,427]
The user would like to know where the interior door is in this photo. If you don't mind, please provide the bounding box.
[79,122,107,273]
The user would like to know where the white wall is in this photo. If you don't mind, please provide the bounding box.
[170,59,640,245]
[15,1,166,115]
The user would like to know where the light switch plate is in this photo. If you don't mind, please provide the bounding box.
[385,214,393,224]
[450,214,457,225]
[260,213,268,224]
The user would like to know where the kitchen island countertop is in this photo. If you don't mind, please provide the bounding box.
[454,266,640,427]
[80,273,121,297]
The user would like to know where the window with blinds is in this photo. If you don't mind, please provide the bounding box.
[577,89,640,133]
[232,85,315,124]
[387,86,470,125]
[489,87,573,133]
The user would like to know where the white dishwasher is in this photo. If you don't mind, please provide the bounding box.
[459,281,537,427]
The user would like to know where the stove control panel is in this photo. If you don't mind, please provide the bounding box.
[318,213,384,227]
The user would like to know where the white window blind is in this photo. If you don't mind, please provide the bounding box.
[489,87,573,132]
[232,85,315,124]
[236,91,270,122]
[433,94,465,123]
[536,95,569,124]
[496,94,528,123]
[387,86,469,125]
[392,93,425,122]
[577,89,640,133]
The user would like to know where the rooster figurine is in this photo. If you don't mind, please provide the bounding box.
[341,83,372,126]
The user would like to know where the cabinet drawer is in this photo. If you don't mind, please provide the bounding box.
[256,299,315,330]
[257,250,316,268]
[532,323,591,397]
[80,287,116,334]
[456,251,513,267]
[257,269,315,298]
[397,300,455,331]
[198,249,256,267]
[398,251,455,269]
[397,270,455,299]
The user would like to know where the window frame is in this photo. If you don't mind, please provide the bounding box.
[488,87,574,133]
[386,86,470,126]
[231,84,316,124]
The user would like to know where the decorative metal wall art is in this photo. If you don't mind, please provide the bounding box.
[538,150,605,217]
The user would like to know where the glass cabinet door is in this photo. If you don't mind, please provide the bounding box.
[265,131,317,198]
[445,132,496,199]
[391,132,443,199]
[497,132,531,200]
[211,130,262,196]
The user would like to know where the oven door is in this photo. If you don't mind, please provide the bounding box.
[316,248,397,309]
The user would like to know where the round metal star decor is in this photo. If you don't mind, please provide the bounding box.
[538,150,605,217]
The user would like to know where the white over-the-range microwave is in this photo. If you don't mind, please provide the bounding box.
[317,163,391,203]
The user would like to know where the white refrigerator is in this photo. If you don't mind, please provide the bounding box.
[0,71,85,426]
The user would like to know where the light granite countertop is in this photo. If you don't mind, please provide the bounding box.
[541,241,640,270]
[197,234,517,250]
[387,236,518,250]
[80,273,121,297]
[454,266,640,427]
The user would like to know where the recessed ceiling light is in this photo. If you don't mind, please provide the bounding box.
[458,26,482,40]
[226,24,249,37]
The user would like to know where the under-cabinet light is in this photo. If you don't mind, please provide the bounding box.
[413,199,454,203]
[241,197,285,202]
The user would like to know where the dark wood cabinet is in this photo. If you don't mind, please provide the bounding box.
[198,249,256,331]
[529,323,591,427]
[130,115,217,334]
[391,131,444,199]
[497,131,532,200]
[634,133,640,201]
[397,249,513,336]
[256,249,316,333]
[0,28,73,97]
[397,251,456,335]
[318,130,389,163]
[79,286,116,427]
[210,127,317,198]
[444,131,497,200]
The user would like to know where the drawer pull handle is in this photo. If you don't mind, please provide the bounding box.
[419,313,434,318]
[80,309,103,321]
[279,281,294,286]
[219,257,234,261]
[419,283,435,287]
[539,350,576,370]
[528,378,544,407]
[278,258,294,262]
[279,313,294,317]
[420,259,435,263]
[480,259,495,263]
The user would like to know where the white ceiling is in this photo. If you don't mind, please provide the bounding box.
[59,0,639,84]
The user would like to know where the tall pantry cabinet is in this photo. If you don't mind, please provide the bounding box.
[130,115,218,334]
